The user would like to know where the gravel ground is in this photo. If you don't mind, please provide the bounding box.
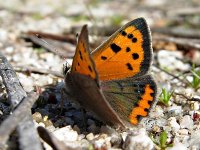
[0,0,200,150]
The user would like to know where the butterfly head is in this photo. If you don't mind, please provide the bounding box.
[63,61,71,75]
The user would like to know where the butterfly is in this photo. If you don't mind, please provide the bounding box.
[64,18,157,128]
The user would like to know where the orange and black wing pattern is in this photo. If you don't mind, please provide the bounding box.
[92,18,152,81]
[101,75,157,125]
[67,18,157,127]
[71,25,98,80]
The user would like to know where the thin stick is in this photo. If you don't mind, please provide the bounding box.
[152,27,200,39]
[0,52,42,150]
[153,35,200,50]
[14,65,64,78]
[0,52,27,107]
[174,92,200,101]
[154,64,189,86]
[0,92,39,149]
[37,126,80,150]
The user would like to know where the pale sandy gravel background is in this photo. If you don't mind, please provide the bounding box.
[0,0,200,149]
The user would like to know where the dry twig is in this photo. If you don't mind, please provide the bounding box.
[0,52,42,150]
[37,126,80,150]
[175,92,200,101]
[0,92,39,148]
[154,64,189,86]
[152,27,200,39]
[153,35,200,50]
[14,65,64,78]
[23,32,76,58]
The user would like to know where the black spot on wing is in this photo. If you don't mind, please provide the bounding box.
[127,34,133,39]
[101,56,107,60]
[110,43,121,53]
[150,93,155,97]
[136,115,142,122]
[121,30,127,36]
[82,43,86,52]
[132,38,137,43]
[79,50,83,60]
[132,53,139,60]
[126,47,131,52]
[148,100,153,105]
[126,63,133,70]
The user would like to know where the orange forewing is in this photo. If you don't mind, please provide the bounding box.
[92,18,151,81]
[71,25,97,80]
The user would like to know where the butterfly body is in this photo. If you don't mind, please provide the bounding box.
[64,18,157,128]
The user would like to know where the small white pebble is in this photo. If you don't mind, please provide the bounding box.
[178,129,189,135]
[46,125,56,132]
[94,138,111,149]
[180,115,194,130]
[150,105,164,118]
[163,126,172,132]
[168,117,180,132]
[190,129,200,149]
[193,102,200,111]
[53,126,78,142]
[38,122,45,128]
[86,133,95,141]
[167,142,187,150]
[5,46,14,53]
[167,105,182,117]
[0,29,8,41]
[123,128,154,150]
[78,134,85,140]
[121,132,128,141]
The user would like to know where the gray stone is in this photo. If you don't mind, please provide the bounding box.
[87,124,100,134]
[123,128,154,150]
[166,105,182,117]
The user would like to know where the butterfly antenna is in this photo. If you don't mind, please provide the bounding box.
[35,34,71,73]
[35,33,68,60]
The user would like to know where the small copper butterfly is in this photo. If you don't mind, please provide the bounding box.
[64,18,157,128]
